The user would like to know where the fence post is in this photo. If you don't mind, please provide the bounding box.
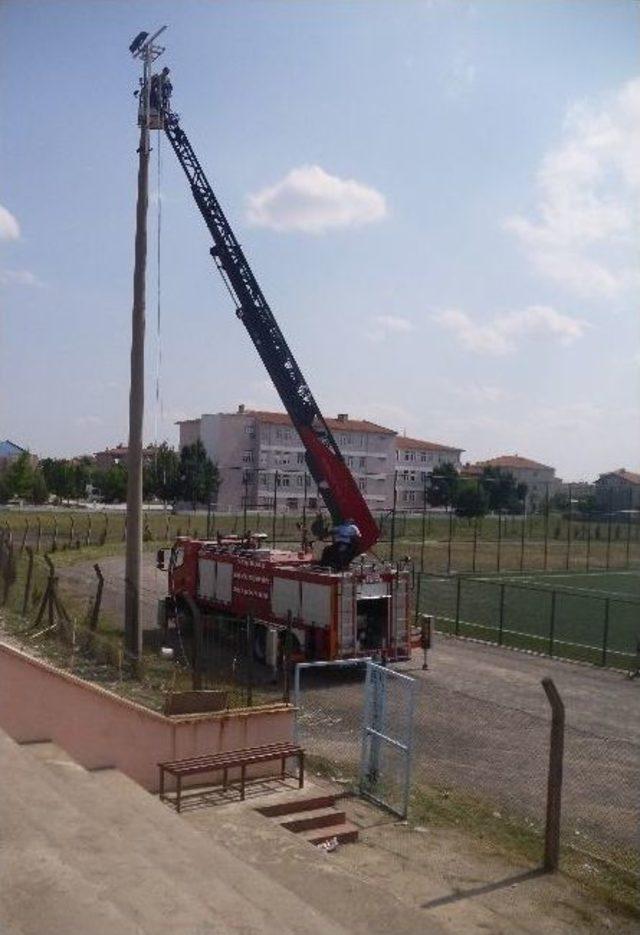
[52,518,58,552]
[85,516,92,547]
[21,520,29,553]
[548,590,557,658]
[498,583,505,645]
[283,611,293,703]
[542,677,565,872]
[454,575,462,635]
[69,517,75,547]
[22,547,34,615]
[90,563,104,631]
[446,511,453,574]
[600,598,610,667]
[496,512,502,573]
[472,517,478,573]
[36,518,42,553]
[184,593,203,690]
[246,614,254,707]
[519,515,526,572]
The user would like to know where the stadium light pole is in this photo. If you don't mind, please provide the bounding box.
[125,27,166,667]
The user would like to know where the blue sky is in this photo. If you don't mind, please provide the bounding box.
[1,0,638,481]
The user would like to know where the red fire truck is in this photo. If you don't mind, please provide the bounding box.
[153,70,411,663]
[158,537,411,663]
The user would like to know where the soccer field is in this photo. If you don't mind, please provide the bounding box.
[418,569,640,669]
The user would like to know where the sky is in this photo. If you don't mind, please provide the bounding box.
[1,0,638,482]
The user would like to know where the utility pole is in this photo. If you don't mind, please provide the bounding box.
[125,28,166,665]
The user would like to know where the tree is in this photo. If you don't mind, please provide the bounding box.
[30,469,49,505]
[480,467,527,514]
[143,442,180,503]
[93,465,127,503]
[426,462,459,510]
[454,482,488,519]
[178,441,219,508]
[577,495,598,516]
[550,492,569,512]
[4,453,35,500]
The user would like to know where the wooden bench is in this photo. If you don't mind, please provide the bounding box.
[158,742,304,812]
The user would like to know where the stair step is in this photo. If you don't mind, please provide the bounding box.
[281,807,346,833]
[304,821,359,846]
[257,794,337,818]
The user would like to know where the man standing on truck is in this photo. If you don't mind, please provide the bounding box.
[321,518,362,570]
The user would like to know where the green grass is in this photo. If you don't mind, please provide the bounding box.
[418,570,640,668]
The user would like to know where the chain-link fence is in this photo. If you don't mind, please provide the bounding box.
[0,533,292,710]
[416,572,640,669]
[295,663,640,879]
[3,506,640,572]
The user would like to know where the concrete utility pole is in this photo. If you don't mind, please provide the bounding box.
[125,28,166,664]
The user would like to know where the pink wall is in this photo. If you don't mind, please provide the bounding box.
[0,643,294,792]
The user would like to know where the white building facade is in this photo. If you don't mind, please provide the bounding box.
[177,406,397,513]
[469,455,562,509]
[394,437,464,507]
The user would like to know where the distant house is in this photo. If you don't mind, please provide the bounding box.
[94,444,158,471]
[595,469,640,511]
[464,455,561,509]
[0,440,38,472]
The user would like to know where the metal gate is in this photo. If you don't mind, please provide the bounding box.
[359,662,417,818]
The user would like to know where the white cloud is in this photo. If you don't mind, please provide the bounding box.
[435,304,588,355]
[0,204,20,240]
[504,77,640,297]
[366,314,414,343]
[0,268,41,287]
[246,165,387,234]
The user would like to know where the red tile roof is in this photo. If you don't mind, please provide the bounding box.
[473,455,554,471]
[598,469,640,486]
[396,435,463,453]
[214,409,397,435]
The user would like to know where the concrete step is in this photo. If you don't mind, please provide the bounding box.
[304,821,360,846]
[281,806,347,833]
[5,734,346,934]
[257,793,338,817]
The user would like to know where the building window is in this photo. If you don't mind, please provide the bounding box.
[296,475,303,487]
[420,453,427,462]
[280,475,290,488]
[296,452,304,464]
[244,425,255,437]
[259,451,267,467]
[359,457,366,468]
[358,478,367,492]
[260,474,268,487]
[242,450,253,463]
[347,456,354,467]
[339,435,348,447]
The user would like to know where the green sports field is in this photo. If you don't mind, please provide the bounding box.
[417,569,640,668]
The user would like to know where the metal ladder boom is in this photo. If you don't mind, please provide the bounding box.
[162,110,379,552]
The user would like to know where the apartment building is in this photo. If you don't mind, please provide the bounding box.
[177,406,397,512]
[467,454,561,509]
[394,436,464,507]
[595,469,640,511]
